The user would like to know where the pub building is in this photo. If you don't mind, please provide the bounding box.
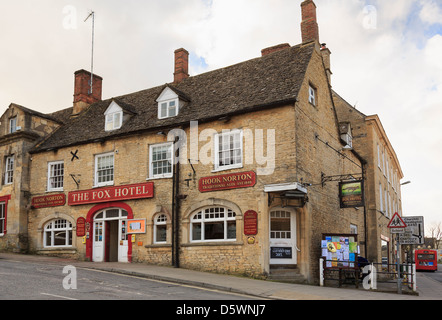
[0,1,404,284]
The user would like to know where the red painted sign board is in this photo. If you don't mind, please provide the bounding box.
[77,217,86,237]
[31,194,66,209]
[244,210,258,235]
[68,182,154,206]
[199,171,256,193]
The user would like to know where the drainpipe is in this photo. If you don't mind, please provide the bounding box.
[362,163,368,257]
[172,136,181,268]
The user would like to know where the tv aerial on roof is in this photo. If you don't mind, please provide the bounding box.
[84,11,95,95]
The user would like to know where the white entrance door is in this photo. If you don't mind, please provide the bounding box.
[92,209,129,263]
[269,209,297,265]
[118,219,128,263]
[93,221,104,262]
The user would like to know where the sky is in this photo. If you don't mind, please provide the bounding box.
[0,0,441,232]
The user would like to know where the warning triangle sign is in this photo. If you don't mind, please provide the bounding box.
[387,212,407,229]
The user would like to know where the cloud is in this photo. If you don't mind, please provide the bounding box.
[419,0,442,25]
[0,0,441,226]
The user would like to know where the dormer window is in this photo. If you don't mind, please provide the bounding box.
[157,87,181,119]
[159,99,178,119]
[339,122,353,149]
[104,101,123,131]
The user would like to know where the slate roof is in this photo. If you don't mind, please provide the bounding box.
[9,103,64,124]
[31,42,315,153]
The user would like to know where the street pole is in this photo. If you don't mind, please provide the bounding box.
[397,233,402,294]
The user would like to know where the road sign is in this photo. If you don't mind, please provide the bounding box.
[387,212,407,229]
[398,216,425,245]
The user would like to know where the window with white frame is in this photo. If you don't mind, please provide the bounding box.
[105,111,122,131]
[387,159,390,182]
[382,149,386,175]
[104,101,123,131]
[388,193,392,217]
[154,214,168,244]
[377,144,381,169]
[0,202,6,235]
[309,85,317,106]
[9,117,17,134]
[48,161,64,191]
[190,207,237,242]
[149,143,173,179]
[156,87,180,119]
[44,219,73,248]
[159,99,178,119]
[5,156,14,185]
[350,224,358,235]
[379,183,384,213]
[95,153,114,187]
[214,130,243,171]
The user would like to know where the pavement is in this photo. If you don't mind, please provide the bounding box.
[1,252,440,300]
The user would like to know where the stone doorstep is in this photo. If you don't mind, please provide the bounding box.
[268,265,307,284]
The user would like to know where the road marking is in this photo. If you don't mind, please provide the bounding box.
[40,293,78,300]
[80,267,265,300]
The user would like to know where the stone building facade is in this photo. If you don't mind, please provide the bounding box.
[0,103,68,252]
[333,92,404,265]
[0,0,405,284]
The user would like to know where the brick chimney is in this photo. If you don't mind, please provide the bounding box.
[73,69,103,116]
[174,48,189,84]
[261,43,291,57]
[301,0,319,44]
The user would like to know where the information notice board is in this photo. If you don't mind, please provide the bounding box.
[321,234,359,269]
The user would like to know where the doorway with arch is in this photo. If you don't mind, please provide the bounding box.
[86,202,133,263]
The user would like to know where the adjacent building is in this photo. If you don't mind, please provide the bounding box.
[333,92,404,265]
[0,0,405,284]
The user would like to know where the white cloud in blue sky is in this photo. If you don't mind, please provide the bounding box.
[0,0,441,227]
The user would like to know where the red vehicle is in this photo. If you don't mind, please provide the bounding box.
[415,249,438,272]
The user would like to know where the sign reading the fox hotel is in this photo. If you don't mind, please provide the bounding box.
[68,182,154,206]
[199,171,256,193]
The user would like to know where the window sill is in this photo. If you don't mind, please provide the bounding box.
[211,164,243,174]
[38,247,77,254]
[146,175,173,181]
[93,183,114,189]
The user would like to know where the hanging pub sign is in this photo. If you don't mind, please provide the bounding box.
[31,194,66,209]
[199,171,256,193]
[339,180,364,208]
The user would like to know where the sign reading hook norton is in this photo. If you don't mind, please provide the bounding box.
[199,171,256,193]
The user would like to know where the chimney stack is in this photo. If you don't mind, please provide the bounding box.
[73,69,103,116]
[301,0,319,44]
[261,43,291,57]
[174,48,189,84]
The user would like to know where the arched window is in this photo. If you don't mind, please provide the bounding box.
[154,214,168,244]
[44,219,73,248]
[190,207,237,242]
